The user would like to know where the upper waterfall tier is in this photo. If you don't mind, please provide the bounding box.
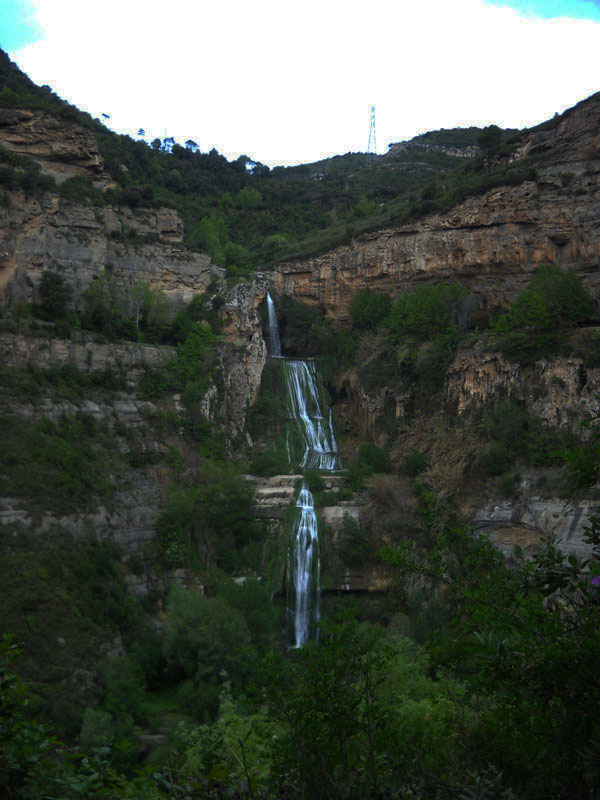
[283,359,340,471]
[266,292,282,357]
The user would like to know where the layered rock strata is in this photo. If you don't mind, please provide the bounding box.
[271,93,600,323]
[0,108,110,185]
[0,190,220,308]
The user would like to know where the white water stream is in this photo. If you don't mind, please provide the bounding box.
[266,292,282,358]
[266,292,339,646]
[289,483,321,647]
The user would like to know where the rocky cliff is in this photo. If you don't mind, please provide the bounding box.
[0,107,110,185]
[0,189,221,308]
[271,93,600,323]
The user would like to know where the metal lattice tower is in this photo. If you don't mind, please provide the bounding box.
[366,105,376,164]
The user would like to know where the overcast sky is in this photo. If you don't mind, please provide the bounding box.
[2,0,600,166]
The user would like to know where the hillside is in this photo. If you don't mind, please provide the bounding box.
[2,49,600,800]
[0,48,520,271]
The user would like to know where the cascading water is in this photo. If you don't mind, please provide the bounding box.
[288,482,321,647]
[264,291,339,647]
[282,359,339,471]
[266,292,282,357]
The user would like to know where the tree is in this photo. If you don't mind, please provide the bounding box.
[478,124,503,175]
[38,270,72,320]
[235,186,262,210]
[381,515,600,798]
[349,288,391,330]
[185,139,199,153]
[162,585,253,716]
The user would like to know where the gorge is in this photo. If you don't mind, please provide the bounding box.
[2,46,600,799]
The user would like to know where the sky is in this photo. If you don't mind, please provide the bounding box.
[1,0,600,166]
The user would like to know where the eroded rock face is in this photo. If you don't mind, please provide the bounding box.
[474,495,595,561]
[215,280,268,449]
[270,94,600,323]
[0,190,220,308]
[0,108,110,185]
[446,340,600,435]
[0,331,174,384]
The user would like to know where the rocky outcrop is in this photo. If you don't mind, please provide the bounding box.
[474,494,595,561]
[387,141,481,159]
[271,94,600,324]
[446,339,600,435]
[0,330,174,384]
[513,91,600,167]
[0,108,110,185]
[0,190,220,308]
[215,280,268,447]
[0,474,165,551]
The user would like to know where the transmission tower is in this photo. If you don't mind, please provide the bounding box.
[366,105,376,165]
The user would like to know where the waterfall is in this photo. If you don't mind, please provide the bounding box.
[266,292,282,357]
[283,359,339,471]
[288,482,321,647]
[263,291,338,647]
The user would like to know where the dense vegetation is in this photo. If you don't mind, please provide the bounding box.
[3,493,600,798]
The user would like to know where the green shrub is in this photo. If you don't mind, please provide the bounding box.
[480,442,513,476]
[0,414,125,514]
[349,289,392,331]
[339,513,371,567]
[499,473,517,496]
[404,451,428,477]
[303,468,325,493]
[58,175,104,204]
[155,487,198,568]
[494,265,597,362]
[357,442,390,473]
[38,271,72,321]
[484,398,528,449]
[347,442,391,490]
[249,449,291,477]
[389,282,464,342]
[162,585,255,717]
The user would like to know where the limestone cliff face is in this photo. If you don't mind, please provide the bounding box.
[0,189,220,308]
[215,280,268,448]
[0,108,110,185]
[513,91,600,166]
[271,94,600,323]
[446,340,600,436]
[0,330,173,383]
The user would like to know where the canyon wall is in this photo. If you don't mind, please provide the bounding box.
[271,93,600,323]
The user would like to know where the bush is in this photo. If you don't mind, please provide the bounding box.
[404,451,428,478]
[484,398,528,449]
[500,473,517,496]
[480,442,513,476]
[349,289,391,331]
[162,585,254,717]
[0,414,125,514]
[59,175,104,204]
[38,271,72,321]
[155,487,198,568]
[249,449,290,477]
[339,513,371,567]
[347,442,391,490]
[389,282,465,342]
[494,265,597,362]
